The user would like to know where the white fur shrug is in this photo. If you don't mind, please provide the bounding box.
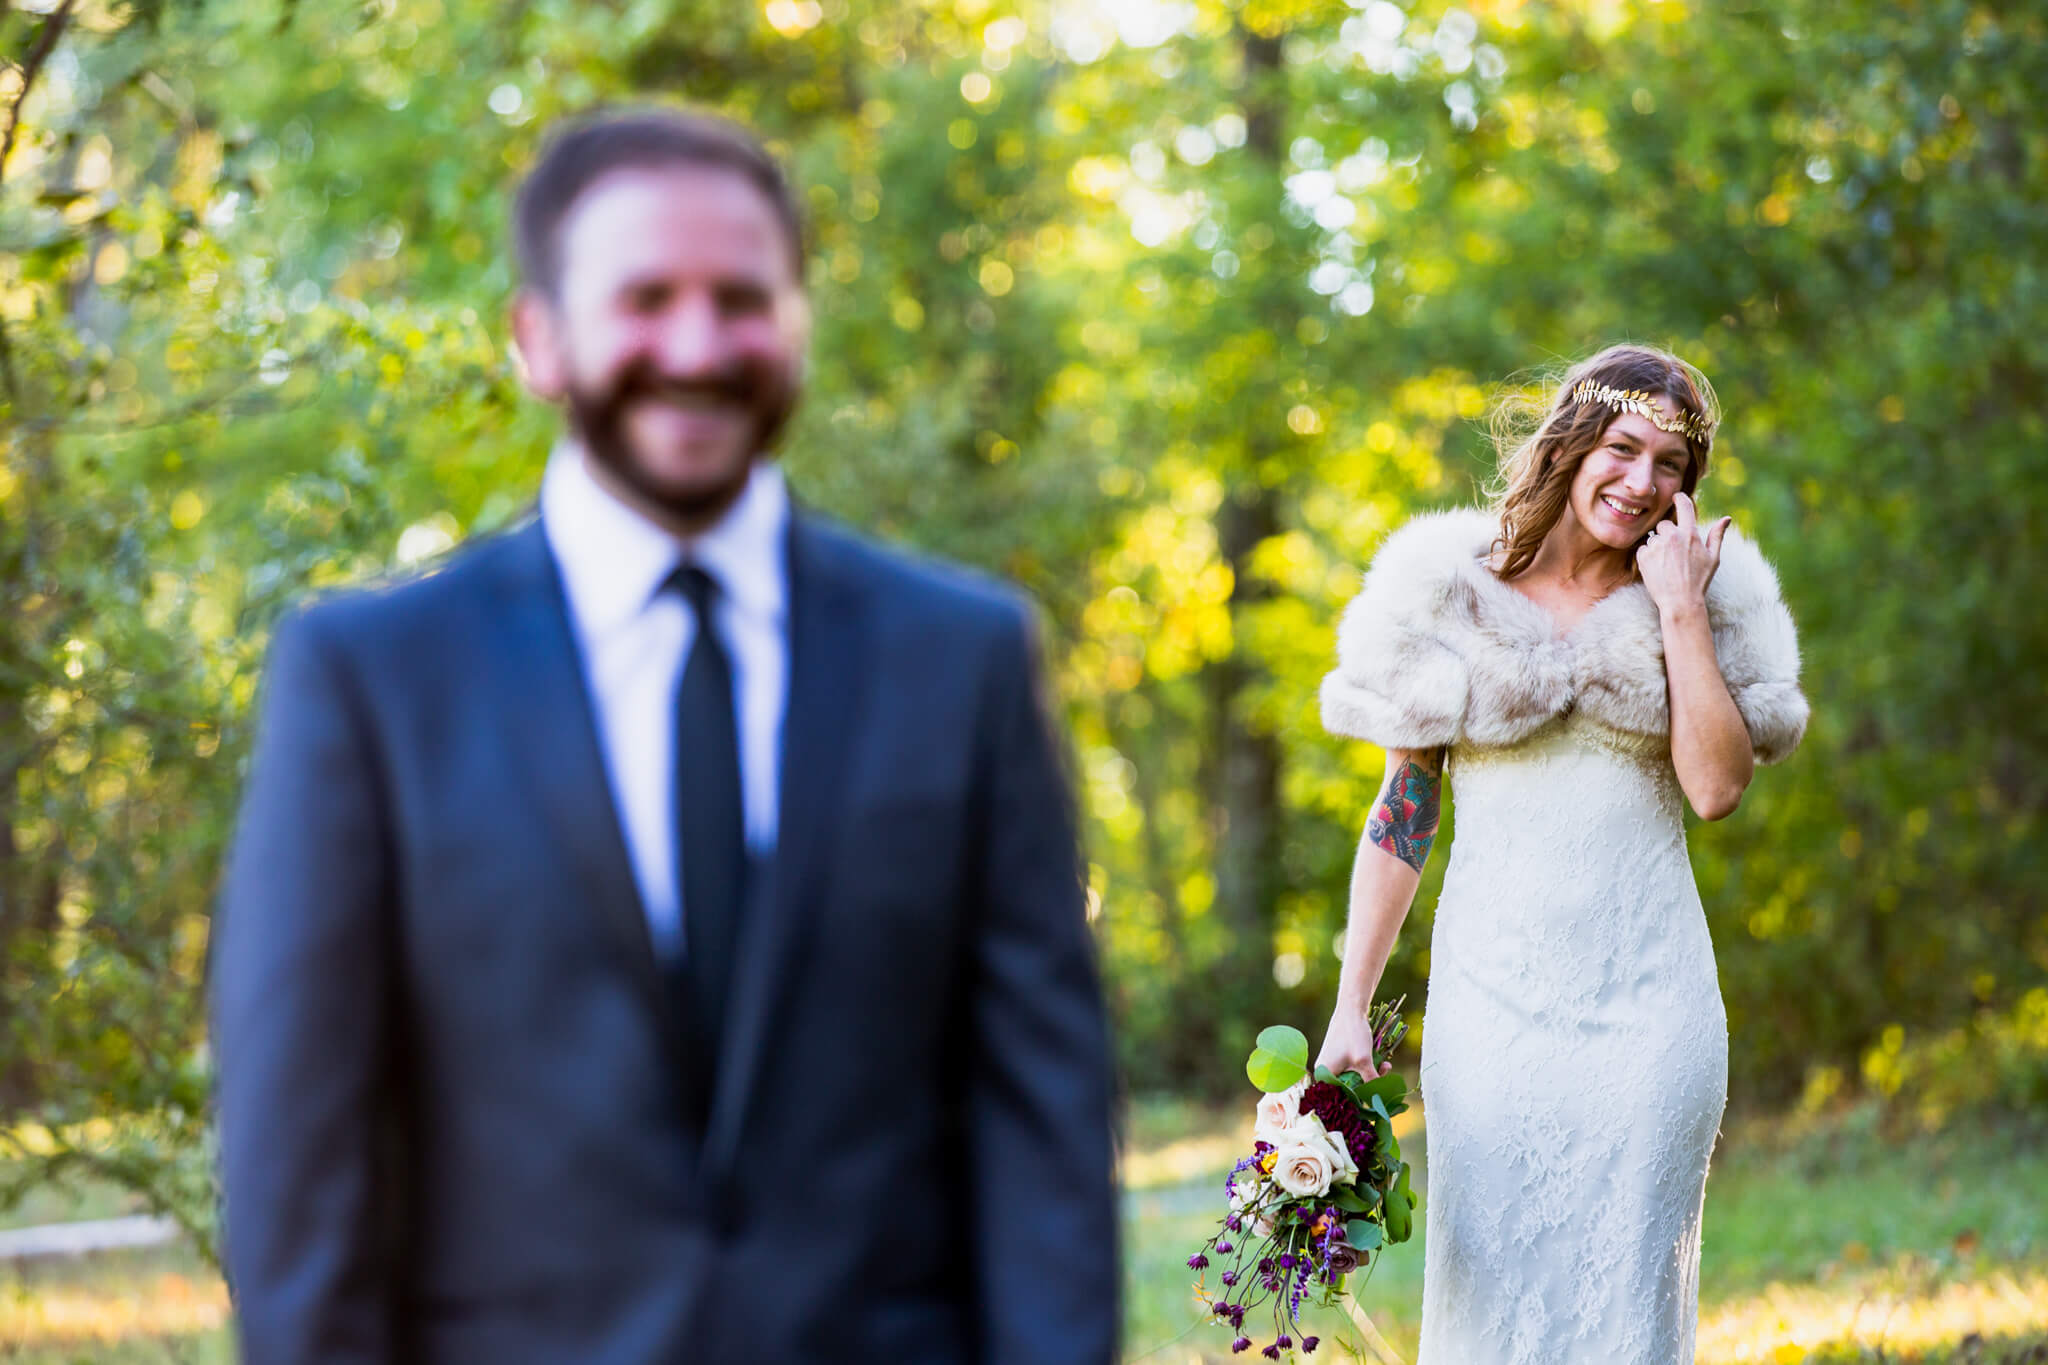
[1320,508,1809,764]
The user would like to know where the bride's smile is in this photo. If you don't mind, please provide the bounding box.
[1563,402,1693,553]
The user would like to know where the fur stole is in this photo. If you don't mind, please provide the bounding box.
[1320,507,1808,764]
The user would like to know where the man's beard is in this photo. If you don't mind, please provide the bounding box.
[567,354,799,525]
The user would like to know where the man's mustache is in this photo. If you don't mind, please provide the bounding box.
[602,360,767,413]
[567,351,799,462]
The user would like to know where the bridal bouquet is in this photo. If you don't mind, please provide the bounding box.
[1189,1001,1417,1359]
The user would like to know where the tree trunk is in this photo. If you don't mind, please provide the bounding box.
[0,675,32,1111]
[1204,26,1289,1031]
[1209,488,1282,954]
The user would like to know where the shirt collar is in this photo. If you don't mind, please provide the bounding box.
[540,442,789,640]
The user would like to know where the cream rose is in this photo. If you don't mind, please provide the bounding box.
[1280,1108,1333,1147]
[1271,1130,1338,1199]
[1254,1079,1308,1144]
[1319,1125,1359,1186]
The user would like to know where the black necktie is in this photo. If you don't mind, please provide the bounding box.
[671,565,746,1086]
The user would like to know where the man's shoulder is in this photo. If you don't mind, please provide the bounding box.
[800,513,1032,637]
[278,517,544,655]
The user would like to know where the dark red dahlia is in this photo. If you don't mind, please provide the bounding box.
[1301,1081,1375,1167]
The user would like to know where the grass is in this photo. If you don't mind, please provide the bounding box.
[2,1105,2043,1363]
[0,1244,229,1363]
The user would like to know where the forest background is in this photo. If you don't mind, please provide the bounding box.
[1,0,2044,1259]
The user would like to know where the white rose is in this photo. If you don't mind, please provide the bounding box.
[1270,1107,1330,1152]
[1271,1133,1337,1199]
[1230,1174,1278,1236]
[1278,1109,1333,1152]
[1320,1125,1359,1185]
[1254,1079,1308,1144]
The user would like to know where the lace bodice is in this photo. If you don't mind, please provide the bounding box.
[1438,718,1696,1025]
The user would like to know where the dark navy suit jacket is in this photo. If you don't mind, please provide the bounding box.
[211,508,1118,1363]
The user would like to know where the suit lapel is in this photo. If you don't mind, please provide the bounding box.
[486,521,677,1053]
[702,511,868,1181]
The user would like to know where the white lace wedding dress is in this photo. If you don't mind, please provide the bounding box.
[1321,508,1809,1365]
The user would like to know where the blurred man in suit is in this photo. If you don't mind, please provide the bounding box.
[211,107,1118,1364]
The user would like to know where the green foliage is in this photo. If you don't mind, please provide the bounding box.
[1,0,2042,1249]
[1246,1024,1310,1092]
[1855,987,2048,1131]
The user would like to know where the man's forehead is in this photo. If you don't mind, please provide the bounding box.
[558,164,794,280]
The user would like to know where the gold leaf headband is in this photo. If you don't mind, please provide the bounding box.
[1570,380,1714,447]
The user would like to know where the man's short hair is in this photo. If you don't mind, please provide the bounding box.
[512,107,805,298]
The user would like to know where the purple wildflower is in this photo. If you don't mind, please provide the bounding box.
[1189,1253,1209,1270]
[1262,1346,1282,1360]
[1303,1337,1320,1353]
[1276,1336,1292,1349]
[1218,1241,1233,1254]
[1221,1271,1237,1286]
[1232,1337,1252,1354]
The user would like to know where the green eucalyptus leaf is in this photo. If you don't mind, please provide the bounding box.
[1385,1164,1416,1244]
[1359,1072,1408,1114]
[1345,1218,1384,1251]
[1246,1025,1311,1093]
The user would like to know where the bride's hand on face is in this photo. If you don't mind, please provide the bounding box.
[1316,1006,1393,1081]
[1637,491,1730,615]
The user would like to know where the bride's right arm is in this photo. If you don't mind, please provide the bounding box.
[1316,746,1443,1078]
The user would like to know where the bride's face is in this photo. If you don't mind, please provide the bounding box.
[1564,402,1693,551]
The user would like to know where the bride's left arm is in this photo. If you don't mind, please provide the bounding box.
[1640,492,1753,820]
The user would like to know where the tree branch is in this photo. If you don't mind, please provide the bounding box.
[1,0,76,192]
[0,0,77,403]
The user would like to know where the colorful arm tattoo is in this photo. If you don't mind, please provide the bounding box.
[1367,755,1443,873]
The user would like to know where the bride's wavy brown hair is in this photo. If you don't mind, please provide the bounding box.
[1485,344,1720,580]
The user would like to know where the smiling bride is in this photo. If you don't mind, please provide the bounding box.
[1314,344,1809,1363]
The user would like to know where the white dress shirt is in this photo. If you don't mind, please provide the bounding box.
[541,445,789,959]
